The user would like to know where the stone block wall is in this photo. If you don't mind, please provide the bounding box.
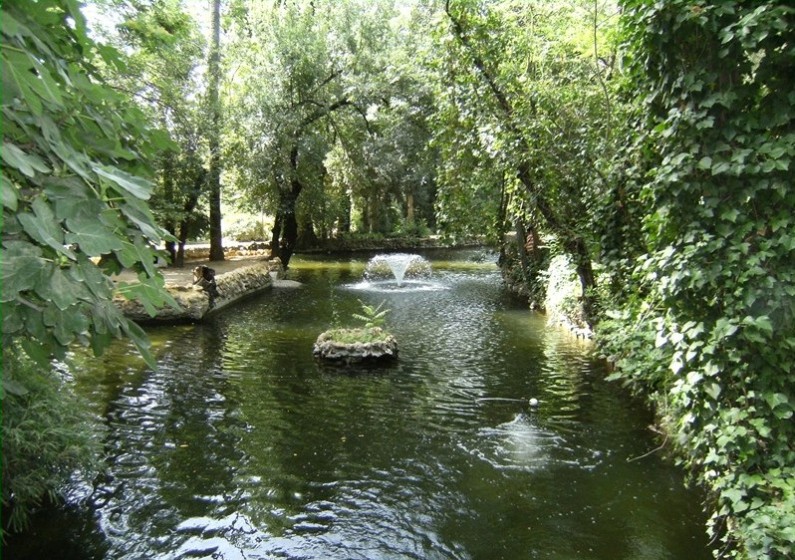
[116,262,276,323]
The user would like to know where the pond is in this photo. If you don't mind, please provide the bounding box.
[8,250,712,560]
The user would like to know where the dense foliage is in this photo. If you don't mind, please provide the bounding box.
[225,0,439,266]
[2,353,101,533]
[432,0,617,321]
[599,2,795,558]
[1,0,174,365]
[1,0,175,531]
[2,1,793,556]
[94,0,211,265]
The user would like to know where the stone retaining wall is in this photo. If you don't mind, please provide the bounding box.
[116,262,278,323]
[178,236,485,260]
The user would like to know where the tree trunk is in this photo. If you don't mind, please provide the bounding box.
[281,198,299,267]
[269,212,283,261]
[298,219,319,248]
[568,236,598,325]
[162,154,177,263]
[446,2,598,325]
[270,144,304,268]
[174,170,204,268]
[514,218,533,288]
[207,0,224,261]
[339,193,352,234]
[175,230,188,267]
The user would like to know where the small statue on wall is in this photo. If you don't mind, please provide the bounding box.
[193,265,220,308]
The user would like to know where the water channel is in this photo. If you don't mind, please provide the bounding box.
[8,250,712,560]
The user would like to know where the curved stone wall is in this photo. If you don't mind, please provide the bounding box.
[116,262,276,323]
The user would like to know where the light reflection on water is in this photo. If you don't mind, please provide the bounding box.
[7,250,712,560]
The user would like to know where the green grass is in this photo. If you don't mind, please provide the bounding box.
[322,327,392,344]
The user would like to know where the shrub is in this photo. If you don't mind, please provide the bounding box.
[1,352,102,535]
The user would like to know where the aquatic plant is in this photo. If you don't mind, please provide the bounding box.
[352,300,390,329]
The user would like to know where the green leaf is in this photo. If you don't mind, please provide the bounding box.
[755,315,773,335]
[48,267,79,311]
[50,139,92,180]
[93,165,153,200]
[0,242,45,301]
[705,382,722,400]
[115,240,140,269]
[121,318,156,370]
[20,338,51,368]
[764,392,789,410]
[71,256,113,300]
[720,208,740,223]
[1,49,42,115]
[2,142,50,177]
[0,10,24,38]
[2,305,24,335]
[2,378,29,397]
[18,196,76,259]
[26,55,65,108]
[64,218,124,256]
[1,173,18,211]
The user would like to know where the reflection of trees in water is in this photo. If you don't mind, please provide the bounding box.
[537,326,595,421]
[75,318,251,557]
[535,324,705,560]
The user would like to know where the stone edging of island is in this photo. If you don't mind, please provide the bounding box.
[313,328,399,364]
[115,260,282,323]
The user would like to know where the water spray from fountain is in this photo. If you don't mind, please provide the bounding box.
[347,253,445,292]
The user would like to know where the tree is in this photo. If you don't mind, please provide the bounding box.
[433,0,618,322]
[224,1,447,266]
[1,0,176,531]
[97,0,210,266]
[208,0,224,261]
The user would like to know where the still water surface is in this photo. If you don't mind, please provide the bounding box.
[9,250,711,560]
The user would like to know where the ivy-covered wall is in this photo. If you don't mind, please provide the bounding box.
[599,2,795,558]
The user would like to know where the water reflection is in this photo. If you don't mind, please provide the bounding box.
[6,250,711,560]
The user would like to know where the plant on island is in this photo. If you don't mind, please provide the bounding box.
[313,300,398,362]
[323,299,392,343]
[352,299,390,328]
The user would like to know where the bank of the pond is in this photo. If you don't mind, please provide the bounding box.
[113,258,284,323]
[114,239,488,324]
[173,235,485,261]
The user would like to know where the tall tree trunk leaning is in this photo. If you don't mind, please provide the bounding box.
[269,144,303,268]
[445,0,598,326]
[207,0,224,261]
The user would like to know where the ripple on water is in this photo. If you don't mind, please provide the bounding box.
[457,413,602,473]
[7,254,711,560]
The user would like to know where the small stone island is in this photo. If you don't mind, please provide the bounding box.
[313,327,398,364]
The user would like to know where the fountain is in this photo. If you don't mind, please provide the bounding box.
[348,253,444,292]
[365,253,431,286]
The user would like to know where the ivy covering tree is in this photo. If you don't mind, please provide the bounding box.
[599,2,795,558]
[1,0,176,531]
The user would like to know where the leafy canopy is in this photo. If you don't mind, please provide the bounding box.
[1,0,177,368]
